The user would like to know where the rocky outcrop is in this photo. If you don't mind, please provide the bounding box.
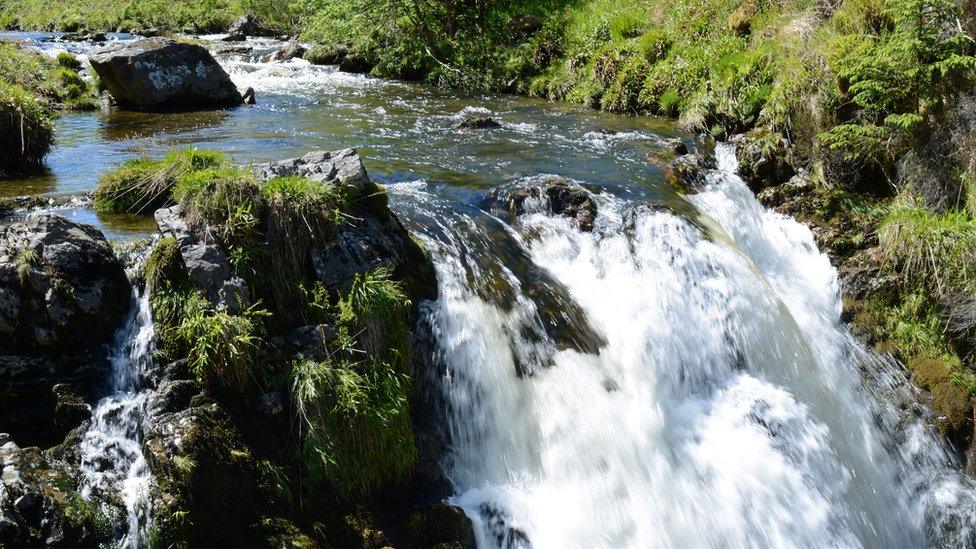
[731,130,795,192]
[155,205,250,313]
[0,440,119,547]
[484,176,598,231]
[90,38,243,111]
[252,148,369,192]
[0,213,131,354]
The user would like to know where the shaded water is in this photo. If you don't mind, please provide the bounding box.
[3,32,975,548]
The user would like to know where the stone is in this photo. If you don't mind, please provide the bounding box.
[256,392,283,416]
[338,53,371,74]
[454,116,502,130]
[272,42,306,62]
[0,213,131,355]
[407,504,476,548]
[666,153,714,194]
[252,149,369,192]
[242,87,256,105]
[90,38,243,111]
[226,14,268,39]
[731,130,795,192]
[483,176,598,232]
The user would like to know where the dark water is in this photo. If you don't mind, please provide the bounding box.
[1,32,693,238]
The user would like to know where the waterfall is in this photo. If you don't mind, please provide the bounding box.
[79,286,155,548]
[391,145,976,548]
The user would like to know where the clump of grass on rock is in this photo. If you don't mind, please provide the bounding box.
[94,149,226,214]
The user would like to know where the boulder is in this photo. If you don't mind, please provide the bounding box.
[666,153,714,194]
[455,116,502,130]
[89,38,243,111]
[484,176,598,232]
[305,44,348,65]
[338,53,371,74]
[272,42,306,61]
[225,14,269,40]
[154,206,250,313]
[406,504,476,548]
[0,213,131,354]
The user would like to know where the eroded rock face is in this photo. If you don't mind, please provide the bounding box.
[484,176,598,232]
[90,38,243,110]
[0,213,131,354]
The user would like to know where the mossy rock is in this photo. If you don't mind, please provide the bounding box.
[931,381,973,445]
[145,236,187,290]
[908,356,952,390]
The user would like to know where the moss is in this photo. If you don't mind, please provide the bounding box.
[145,236,187,291]
[931,381,973,442]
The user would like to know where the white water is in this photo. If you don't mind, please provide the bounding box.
[405,145,976,548]
[79,288,155,548]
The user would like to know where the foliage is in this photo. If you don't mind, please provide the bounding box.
[175,291,269,390]
[0,82,53,176]
[293,269,416,499]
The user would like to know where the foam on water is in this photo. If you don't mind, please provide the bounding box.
[393,145,976,548]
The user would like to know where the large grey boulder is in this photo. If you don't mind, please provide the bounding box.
[0,213,131,354]
[90,38,243,111]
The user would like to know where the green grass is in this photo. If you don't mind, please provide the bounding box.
[94,149,226,214]
[293,269,417,499]
[0,83,53,176]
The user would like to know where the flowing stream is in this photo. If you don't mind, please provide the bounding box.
[2,31,976,548]
[79,275,155,546]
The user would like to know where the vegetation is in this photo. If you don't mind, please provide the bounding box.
[94,149,226,213]
[139,157,422,505]
[0,44,97,175]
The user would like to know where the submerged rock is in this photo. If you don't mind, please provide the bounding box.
[89,38,243,111]
[0,213,131,354]
[455,116,502,130]
[484,176,598,232]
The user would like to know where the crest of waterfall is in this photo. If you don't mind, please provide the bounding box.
[392,145,976,548]
[79,284,156,548]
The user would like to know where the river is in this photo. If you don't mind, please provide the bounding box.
[3,31,976,548]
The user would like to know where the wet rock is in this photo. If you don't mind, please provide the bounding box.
[242,86,256,105]
[663,137,689,155]
[143,396,262,547]
[273,42,306,61]
[52,383,91,432]
[666,153,714,194]
[306,44,348,65]
[0,213,131,355]
[252,148,370,193]
[731,130,795,193]
[484,176,598,232]
[90,38,243,111]
[338,53,371,74]
[407,503,476,548]
[455,116,502,130]
[225,14,269,40]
